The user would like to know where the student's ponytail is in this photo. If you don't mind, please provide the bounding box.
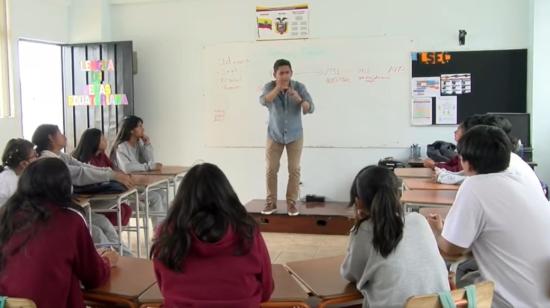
[353,165,405,258]
[369,185,404,258]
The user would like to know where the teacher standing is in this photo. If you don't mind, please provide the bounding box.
[259,59,314,216]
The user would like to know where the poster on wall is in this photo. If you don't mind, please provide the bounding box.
[411,96,433,126]
[256,4,309,40]
[411,77,440,97]
[441,73,471,95]
[435,96,458,124]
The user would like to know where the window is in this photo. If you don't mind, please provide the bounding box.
[0,0,11,118]
[18,40,63,140]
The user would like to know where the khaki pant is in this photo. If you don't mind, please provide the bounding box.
[266,137,303,205]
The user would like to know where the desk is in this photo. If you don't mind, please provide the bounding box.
[286,256,362,308]
[84,256,156,308]
[401,190,456,212]
[403,178,459,191]
[395,168,433,178]
[133,165,190,198]
[73,196,92,232]
[78,189,140,256]
[132,175,171,254]
[138,264,310,308]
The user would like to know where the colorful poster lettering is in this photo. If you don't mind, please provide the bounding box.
[68,59,129,107]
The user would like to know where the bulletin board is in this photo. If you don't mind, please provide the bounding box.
[410,49,527,125]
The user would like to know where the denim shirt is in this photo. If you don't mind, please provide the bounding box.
[259,80,314,144]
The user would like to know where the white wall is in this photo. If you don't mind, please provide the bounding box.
[0,0,69,146]
[532,0,550,183]
[109,0,531,202]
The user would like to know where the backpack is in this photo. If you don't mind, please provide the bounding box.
[427,141,458,163]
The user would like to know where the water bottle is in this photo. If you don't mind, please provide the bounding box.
[518,139,525,160]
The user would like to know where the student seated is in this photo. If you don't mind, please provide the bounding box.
[435,114,544,195]
[72,128,133,227]
[341,165,449,307]
[111,116,167,227]
[32,124,132,187]
[32,124,134,255]
[0,158,118,308]
[428,125,550,307]
[151,163,273,308]
[0,139,37,206]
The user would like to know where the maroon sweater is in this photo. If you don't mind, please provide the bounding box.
[0,203,110,308]
[435,155,462,172]
[88,152,132,226]
[154,228,274,308]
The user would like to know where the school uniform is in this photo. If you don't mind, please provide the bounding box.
[0,203,110,308]
[87,152,133,226]
[114,140,158,172]
[0,167,17,206]
[40,150,114,186]
[114,141,166,226]
[341,213,449,307]
[154,228,274,308]
[442,157,550,307]
[435,155,462,172]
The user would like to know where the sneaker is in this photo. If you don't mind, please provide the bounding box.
[261,203,277,215]
[287,202,300,216]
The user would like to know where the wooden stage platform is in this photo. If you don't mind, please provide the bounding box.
[245,199,355,235]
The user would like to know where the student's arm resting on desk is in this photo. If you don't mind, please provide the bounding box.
[116,143,153,172]
[428,214,468,257]
[340,227,369,283]
[138,140,156,165]
[428,182,483,257]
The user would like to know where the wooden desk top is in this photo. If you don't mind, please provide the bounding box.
[73,196,90,208]
[246,199,354,218]
[133,165,190,176]
[401,190,456,206]
[271,264,310,302]
[403,178,459,191]
[394,168,433,178]
[138,264,309,304]
[286,255,360,299]
[130,174,172,187]
[84,256,156,300]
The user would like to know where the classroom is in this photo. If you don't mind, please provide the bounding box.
[0,0,549,307]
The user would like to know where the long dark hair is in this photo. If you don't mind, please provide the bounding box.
[1,139,35,173]
[0,158,84,271]
[31,124,60,154]
[110,115,143,159]
[72,128,103,163]
[350,165,404,258]
[151,163,257,271]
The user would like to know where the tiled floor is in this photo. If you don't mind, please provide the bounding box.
[261,232,349,264]
[125,228,350,262]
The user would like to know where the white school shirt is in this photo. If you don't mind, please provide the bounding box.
[0,167,18,206]
[442,166,550,307]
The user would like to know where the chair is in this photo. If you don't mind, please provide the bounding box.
[405,281,494,308]
[0,297,37,308]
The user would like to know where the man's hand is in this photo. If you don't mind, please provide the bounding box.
[288,88,303,104]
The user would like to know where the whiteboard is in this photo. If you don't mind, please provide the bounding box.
[202,37,419,148]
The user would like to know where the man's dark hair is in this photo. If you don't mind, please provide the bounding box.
[458,125,512,174]
[273,59,292,72]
